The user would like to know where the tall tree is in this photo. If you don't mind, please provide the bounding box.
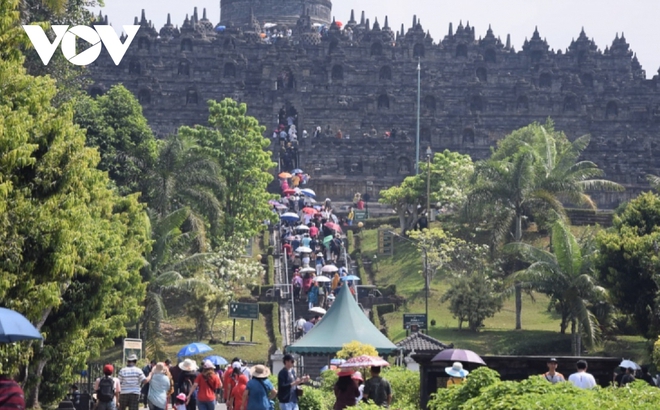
[179,99,276,242]
[465,121,622,329]
[0,1,150,405]
[379,149,474,234]
[506,219,605,354]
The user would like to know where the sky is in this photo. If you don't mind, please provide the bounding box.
[91,0,660,79]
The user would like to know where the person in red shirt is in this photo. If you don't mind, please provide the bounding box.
[309,225,319,238]
[223,366,238,405]
[282,243,292,259]
[227,375,248,410]
[356,200,364,210]
[0,373,25,410]
[186,361,221,410]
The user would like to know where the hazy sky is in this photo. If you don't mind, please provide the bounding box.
[91,0,660,79]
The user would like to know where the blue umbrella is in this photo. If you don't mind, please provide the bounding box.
[280,212,300,222]
[341,275,361,281]
[291,169,303,174]
[177,342,213,357]
[204,355,228,366]
[300,188,315,198]
[0,308,43,343]
[330,358,346,365]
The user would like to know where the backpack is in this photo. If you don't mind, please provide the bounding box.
[180,377,194,397]
[97,376,115,403]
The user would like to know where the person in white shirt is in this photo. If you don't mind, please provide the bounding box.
[568,360,597,389]
[118,355,146,410]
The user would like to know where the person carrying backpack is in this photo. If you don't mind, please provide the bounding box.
[95,364,120,410]
[177,359,199,410]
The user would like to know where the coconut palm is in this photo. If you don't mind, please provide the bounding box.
[506,219,606,355]
[465,122,623,329]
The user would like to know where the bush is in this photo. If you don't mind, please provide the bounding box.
[347,230,354,254]
[298,384,334,410]
[266,255,274,285]
[382,366,420,408]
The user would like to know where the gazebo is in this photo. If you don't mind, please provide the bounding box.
[287,285,399,376]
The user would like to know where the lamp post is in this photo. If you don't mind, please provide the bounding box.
[424,146,432,330]
[415,58,421,175]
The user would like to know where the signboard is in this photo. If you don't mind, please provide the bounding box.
[354,210,368,221]
[403,314,427,330]
[122,338,142,365]
[229,302,259,320]
[378,229,394,256]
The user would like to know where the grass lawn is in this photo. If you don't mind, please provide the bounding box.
[359,226,650,362]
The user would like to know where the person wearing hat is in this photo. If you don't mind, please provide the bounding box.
[333,369,360,410]
[174,393,187,410]
[118,355,146,410]
[177,359,199,410]
[144,363,172,410]
[227,374,248,410]
[351,372,364,404]
[445,362,468,387]
[277,355,309,410]
[94,364,121,410]
[543,358,565,384]
[241,365,276,410]
[186,360,221,410]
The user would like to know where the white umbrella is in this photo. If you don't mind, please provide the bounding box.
[295,246,312,253]
[299,267,316,273]
[309,307,326,315]
[314,276,332,283]
[619,359,641,370]
[305,198,317,204]
[321,265,339,273]
[295,225,310,231]
[264,23,277,28]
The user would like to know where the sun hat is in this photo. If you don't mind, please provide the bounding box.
[232,361,241,369]
[351,371,363,382]
[203,360,215,369]
[178,358,198,372]
[126,354,138,362]
[103,364,114,375]
[337,369,355,377]
[176,393,186,402]
[250,365,271,378]
[445,362,468,378]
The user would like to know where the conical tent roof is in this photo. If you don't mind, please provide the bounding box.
[287,285,399,355]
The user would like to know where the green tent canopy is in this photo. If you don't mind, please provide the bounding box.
[287,283,399,355]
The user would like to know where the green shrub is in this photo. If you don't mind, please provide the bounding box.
[379,284,397,297]
[266,255,274,284]
[262,230,270,247]
[298,384,334,410]
[382,366,420,408]
[347,230,354,254]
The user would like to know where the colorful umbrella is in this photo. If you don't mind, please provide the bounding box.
[339,355,389,368]
[324,222,341,232]
[279,172,292,178]
[268,200,280,206]
[292,168,303,174]
[341,275,360,281]
[301,207,317,215]
[275,204,288,210]
[330,358,346,366]
[0,308,43,343]
[323,235,333,245]
[177,342,213,357]
[314,276,332,283]
[295,246,312,253]
[431,349,486,365]
[280,212,300,222]
[300,188,316,198]
[321,265,339,273]
[203,355,228,366]
[283,188,296,195]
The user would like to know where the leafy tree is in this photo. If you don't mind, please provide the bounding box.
[379,150,473,234]
[0,2,150,405]
[442,271,503,331]
[506,219,605,354]
[74,85,158,196]
[466,121,622,329]
[179,99,276,242]
[336,341,379,359]
[596,192,660,337]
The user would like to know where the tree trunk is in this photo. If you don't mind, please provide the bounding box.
[397,207,407,235]
[25,358,48,408]
[571,320,577,356]
[514,214,523,330]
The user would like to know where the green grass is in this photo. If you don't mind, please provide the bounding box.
[359,227,650,362]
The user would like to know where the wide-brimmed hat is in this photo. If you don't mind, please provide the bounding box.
[445,362,468,378]
[251,365,271,378]
[337,369,355,377]
[352,371,363,382]
[178,359,198,372]
[127,354,138,362]
[203,360,215,369]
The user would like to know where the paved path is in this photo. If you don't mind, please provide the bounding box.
[215,403,227,410]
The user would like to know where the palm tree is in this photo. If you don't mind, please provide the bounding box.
[466,123,622,329]
[506,219,606,355]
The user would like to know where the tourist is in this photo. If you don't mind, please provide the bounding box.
[543,358,565,383]
[186,360,221,410]
[277,355,309,410]
[317,281,326,308]
[333,369,360,410]
[363,367,392,407]
[227,375,248,410]
[242,365,277,410]
[640,366,657,387]
[444,362,468,387]
[168,360,181,406]
[145,363,173,410]
[315,252,325,276]
[174,393,186,410]
[0,370,25,410]
[331,273,340,291]
[352,372,364,404]
[620,367,636,386]
[568,360,596,389]
[222,363,237,405]
[307,282,319,309]
[94,364,121,410]
[118,354,146,410]
[292,272,302,301]
[347,207,354,226]
[177,359,199,410]
[302,317,315,334]
[142,360,157,408]
[295,316,306,339]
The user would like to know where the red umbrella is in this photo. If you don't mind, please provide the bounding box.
[335,21,343,28]
[301,207,317,215]
[283,188,295,195]
[324,222,342,232]
[339,355,389,368]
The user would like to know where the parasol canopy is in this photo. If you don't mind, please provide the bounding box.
[431,348,486,365]
[309,307,326,315]
[321,265,339,273]
[339,355,389,368]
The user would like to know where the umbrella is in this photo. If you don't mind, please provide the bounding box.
[341,275,360,281]
[280,212,300,222]
[299,267,316,273]
[309,307,327,315]
[204,355,228,366]
[330,358,346,366]
[321,365,339,372]
[301,207,317,215]
[264,23,277,28]
[619,359,641,370]
[295,224,310,231]
[324,222,341,232]
[268,200,280,206]
[0,308,43,343]
[314,276,332,283]
[215,25,226,32]
[300,188,316,198]
[339,355,389,368]
[305,198,317,204]
[275,204,288,210]
[291,168,303,174]
[279,172,292,178]
[321,265,339,273]
[323,235,333,245]
[283,188,296,195]
[335,21,343,28]
[431,348,486,365]
[177,342,213,357]
[295,246,312,253]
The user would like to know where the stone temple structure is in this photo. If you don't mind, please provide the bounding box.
[88,1,660,206]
